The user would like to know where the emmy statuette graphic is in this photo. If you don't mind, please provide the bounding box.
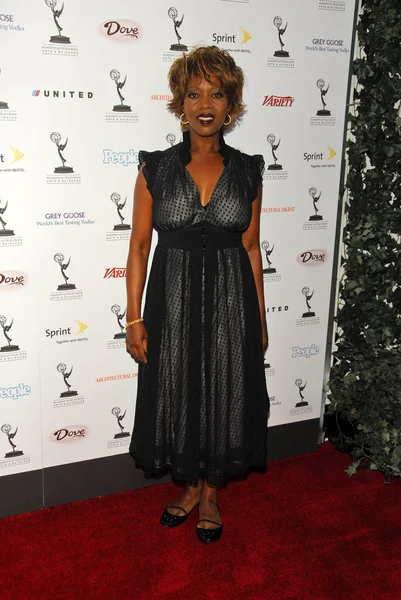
[273,16,289,57]
[57,363,78,398]
[0,200,14,237]
[309,187,323,221]
[111,304,126,340]
[45,0,71,44]
[168,7,188,51]
[316,79,331,116]
[111,407,130,439]
[109,70,132,113]
[0,315,20,353]
[51,132,74,173]
[302,286,316,318]
[54,253,76,290]
[1,424,24,458]
[261,241,277,274]
[111,193,131,231]
[295,378,308,407]
[0,69,9,110]
[166,133,176,147]
[267,134,282,171]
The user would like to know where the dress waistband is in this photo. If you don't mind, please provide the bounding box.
[157,223,242,251]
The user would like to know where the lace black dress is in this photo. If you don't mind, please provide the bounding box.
[129,131,269,487]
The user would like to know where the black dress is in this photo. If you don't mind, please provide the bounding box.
[130,131,269,487]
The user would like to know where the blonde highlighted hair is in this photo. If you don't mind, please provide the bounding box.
[167,46,246,130]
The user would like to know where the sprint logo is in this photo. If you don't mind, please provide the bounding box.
[76,320,88,335]
[240,27,252,44]
[9,145,24,164]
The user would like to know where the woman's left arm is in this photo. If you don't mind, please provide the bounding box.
[242,185,268,352]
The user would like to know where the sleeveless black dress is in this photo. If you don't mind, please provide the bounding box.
[129,131,269,487]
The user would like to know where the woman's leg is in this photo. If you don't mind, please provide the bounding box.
[197,481,221,529]
[166,480,202,516]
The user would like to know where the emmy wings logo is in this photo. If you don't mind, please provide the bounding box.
[303,146,336,168]
[0,69,18,121]
[42,0,78,56]
[310,79,336,126]
[0,197,23,247]
[0,145,25,172]
[0,314,27,362]
[268,16,295,69]
[1,423,31,467]
[163,6,188,61]
[105,69,138,124]
[290,378,313,416]
[303,186,328,231]
[50,252,83,302]
[107,192,131,242]
[100,19,141,42]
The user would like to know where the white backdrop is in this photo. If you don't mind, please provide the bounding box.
[0,0,355,478]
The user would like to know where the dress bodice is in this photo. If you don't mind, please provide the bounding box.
[139,131,264,233]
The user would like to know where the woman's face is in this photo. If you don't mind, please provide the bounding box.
[182,75,231,138]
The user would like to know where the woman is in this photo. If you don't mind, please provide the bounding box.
[126,46,269,543]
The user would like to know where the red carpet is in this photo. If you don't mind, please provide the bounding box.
[1,443,401,600]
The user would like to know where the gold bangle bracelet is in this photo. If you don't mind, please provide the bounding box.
[125,318,144,328]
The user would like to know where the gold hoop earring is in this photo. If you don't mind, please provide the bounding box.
[223,115,232,127]
[180,113,189,126]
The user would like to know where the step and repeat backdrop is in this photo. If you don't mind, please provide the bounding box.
[1,0,355,482]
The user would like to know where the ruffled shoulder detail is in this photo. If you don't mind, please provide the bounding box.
[249,154,265,200]
[138,150,163,196]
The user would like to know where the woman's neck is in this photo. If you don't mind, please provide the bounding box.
[189,129,221,156]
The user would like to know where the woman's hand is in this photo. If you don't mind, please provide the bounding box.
[126,322,148,363]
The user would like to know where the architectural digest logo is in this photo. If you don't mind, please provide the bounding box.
[100,19,141,42]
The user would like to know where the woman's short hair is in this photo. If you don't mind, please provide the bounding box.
[167,45,246,129]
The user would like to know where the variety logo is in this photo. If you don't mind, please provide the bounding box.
[100,19,141,41]
[32,89,93,99]
[296,249,328,266]
[292,344,320,359]
[104,267,126,279]
[0,271,26,289]
[0,383,31,400]
[50,425,87,443]
[262,95,294,107]
[103,149,139,166]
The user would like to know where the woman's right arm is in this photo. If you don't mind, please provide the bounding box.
[125,167,153,363]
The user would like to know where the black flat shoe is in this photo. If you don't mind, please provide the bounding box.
[196,519,223,543]
[160,502,199,528]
